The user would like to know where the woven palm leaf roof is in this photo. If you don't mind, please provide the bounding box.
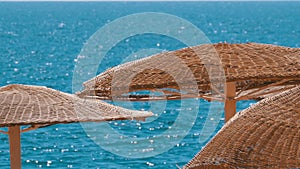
[0,84,152,128]
[78,43,300,101]
[184,85,300,169]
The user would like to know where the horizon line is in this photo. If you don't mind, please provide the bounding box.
[0,0,299,2]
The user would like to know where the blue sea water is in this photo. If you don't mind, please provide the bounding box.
[0,2,299,169]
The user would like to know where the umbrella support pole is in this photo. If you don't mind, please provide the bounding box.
[225,82,236,122]
[8,126,21,169]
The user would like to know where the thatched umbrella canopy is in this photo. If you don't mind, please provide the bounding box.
[0,84,152,169]
[78,43,300,121]
[184,85,300,169]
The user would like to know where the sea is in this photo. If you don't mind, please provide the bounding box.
[0,2,299,169]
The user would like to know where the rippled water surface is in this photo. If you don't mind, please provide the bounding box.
[0,2,299,168]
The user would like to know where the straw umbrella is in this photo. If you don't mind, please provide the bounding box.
[0,84,152,169]
[78,43,300,121]
[184,85,300,169]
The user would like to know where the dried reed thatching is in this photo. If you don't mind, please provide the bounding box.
[184,86,300,169]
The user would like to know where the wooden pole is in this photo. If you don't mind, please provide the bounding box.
[8,126,21,169]
[225,82,236,122]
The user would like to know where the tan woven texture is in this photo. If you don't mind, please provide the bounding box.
[0,84,152,127]
[184,85,300,169]
[79,43,300,101]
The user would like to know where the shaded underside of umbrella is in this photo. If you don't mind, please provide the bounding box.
[184,85,300,169]
[78,42,300,121]
[79,43,300,102]
[0,84,152,169]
